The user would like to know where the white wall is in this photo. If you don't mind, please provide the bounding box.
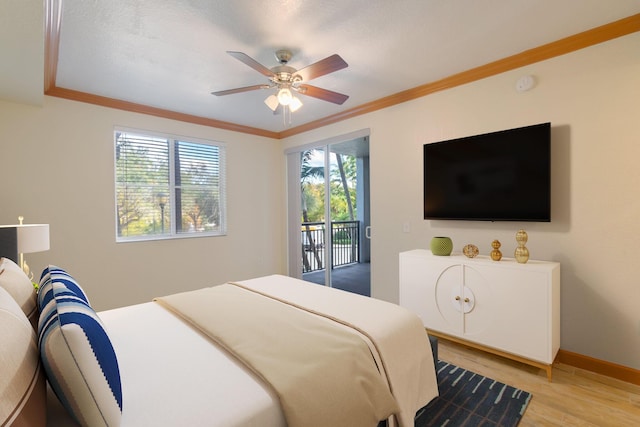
[0,96,286,311]
[281,33,640,370]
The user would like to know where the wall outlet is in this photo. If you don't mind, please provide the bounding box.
[403,222,411,233]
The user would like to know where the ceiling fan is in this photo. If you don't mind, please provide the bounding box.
[211,49,349,113]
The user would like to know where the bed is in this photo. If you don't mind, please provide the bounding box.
[1,258,438,427]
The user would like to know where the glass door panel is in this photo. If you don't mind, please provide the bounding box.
[297,137,370,295]
[300,148,327,282]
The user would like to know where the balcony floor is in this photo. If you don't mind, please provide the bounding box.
[302,262,371,297]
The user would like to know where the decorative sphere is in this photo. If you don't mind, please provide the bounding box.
[515,229,528,245]
[515,246,530,263]
[463,244,479,258]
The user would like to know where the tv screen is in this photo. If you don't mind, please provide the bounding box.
[423,122,551,222]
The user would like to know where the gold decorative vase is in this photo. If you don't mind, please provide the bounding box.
[514,229,529,263]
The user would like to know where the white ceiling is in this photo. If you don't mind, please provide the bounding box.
[2,1,640,134]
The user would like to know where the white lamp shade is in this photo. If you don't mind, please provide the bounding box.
[265,91,303,113]
[277,88,293,106]
[264,94,279,112]
[16,224,50,253]
[289,97,303,112]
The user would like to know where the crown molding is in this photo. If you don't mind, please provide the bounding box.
[44,0,62,93]
[43,4,640,140]
[45,86,279,138]
[280,13,640,138]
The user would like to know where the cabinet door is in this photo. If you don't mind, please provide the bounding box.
[461,265,494,337]
[433,264,464,334]
[399,252,463,334]
[399,253,437,325]
[469,265,551,363]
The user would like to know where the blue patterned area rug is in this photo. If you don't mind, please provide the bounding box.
[414,360,532,426]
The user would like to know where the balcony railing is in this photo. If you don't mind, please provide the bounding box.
[302,220,360,273]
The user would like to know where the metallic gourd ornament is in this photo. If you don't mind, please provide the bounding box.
[514,229,529,263]
[490,240,502,261]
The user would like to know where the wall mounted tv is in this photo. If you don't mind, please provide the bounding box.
[423,122,551,222]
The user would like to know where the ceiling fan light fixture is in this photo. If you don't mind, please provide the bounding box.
[264,94,279,111]
[215,50,348,118]
[277,87,293,105]
[289,96,303,112]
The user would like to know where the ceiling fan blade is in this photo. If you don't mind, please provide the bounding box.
[211,84,270,96]
[298,84,349,105]
[227,51,274,77]
[295,54,348,82]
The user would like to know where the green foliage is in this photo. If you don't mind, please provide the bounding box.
[329,180,356,220]
[116,133,222,237]
[302,182,325,222]
[300,149,357,222]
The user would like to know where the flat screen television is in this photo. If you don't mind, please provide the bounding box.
[423,122,551,222]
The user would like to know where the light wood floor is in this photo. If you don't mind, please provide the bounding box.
[437,338,640,426]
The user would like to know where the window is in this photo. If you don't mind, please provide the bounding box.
[115,129,226,241]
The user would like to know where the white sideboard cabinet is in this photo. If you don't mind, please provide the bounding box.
[399,249,560,381]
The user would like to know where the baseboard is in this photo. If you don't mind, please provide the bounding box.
[557,349,640,386]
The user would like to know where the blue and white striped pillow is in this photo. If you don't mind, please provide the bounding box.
[39,265,90,305]
[38,267,122,426]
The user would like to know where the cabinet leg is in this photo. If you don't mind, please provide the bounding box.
[546,365,553,382]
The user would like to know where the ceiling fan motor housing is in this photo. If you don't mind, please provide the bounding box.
[273,49,304,90]
[271,65,301,89]
[275,49,292,64]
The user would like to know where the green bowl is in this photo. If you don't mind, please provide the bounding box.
[430,237,453,256]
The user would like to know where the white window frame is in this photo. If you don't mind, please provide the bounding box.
[114,127,226,242]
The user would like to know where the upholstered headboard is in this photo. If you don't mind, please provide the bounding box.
[0,257,38,328]
[0,262,47,426]
[1,258,122,427]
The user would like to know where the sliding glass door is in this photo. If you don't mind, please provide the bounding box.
[286,131,370,296]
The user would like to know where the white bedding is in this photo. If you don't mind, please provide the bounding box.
[45,275,437,426]
[47,302,286,427]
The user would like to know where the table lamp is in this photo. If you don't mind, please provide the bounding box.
[0,216,50,279]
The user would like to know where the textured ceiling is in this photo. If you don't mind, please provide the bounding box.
[2,1,640,134]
